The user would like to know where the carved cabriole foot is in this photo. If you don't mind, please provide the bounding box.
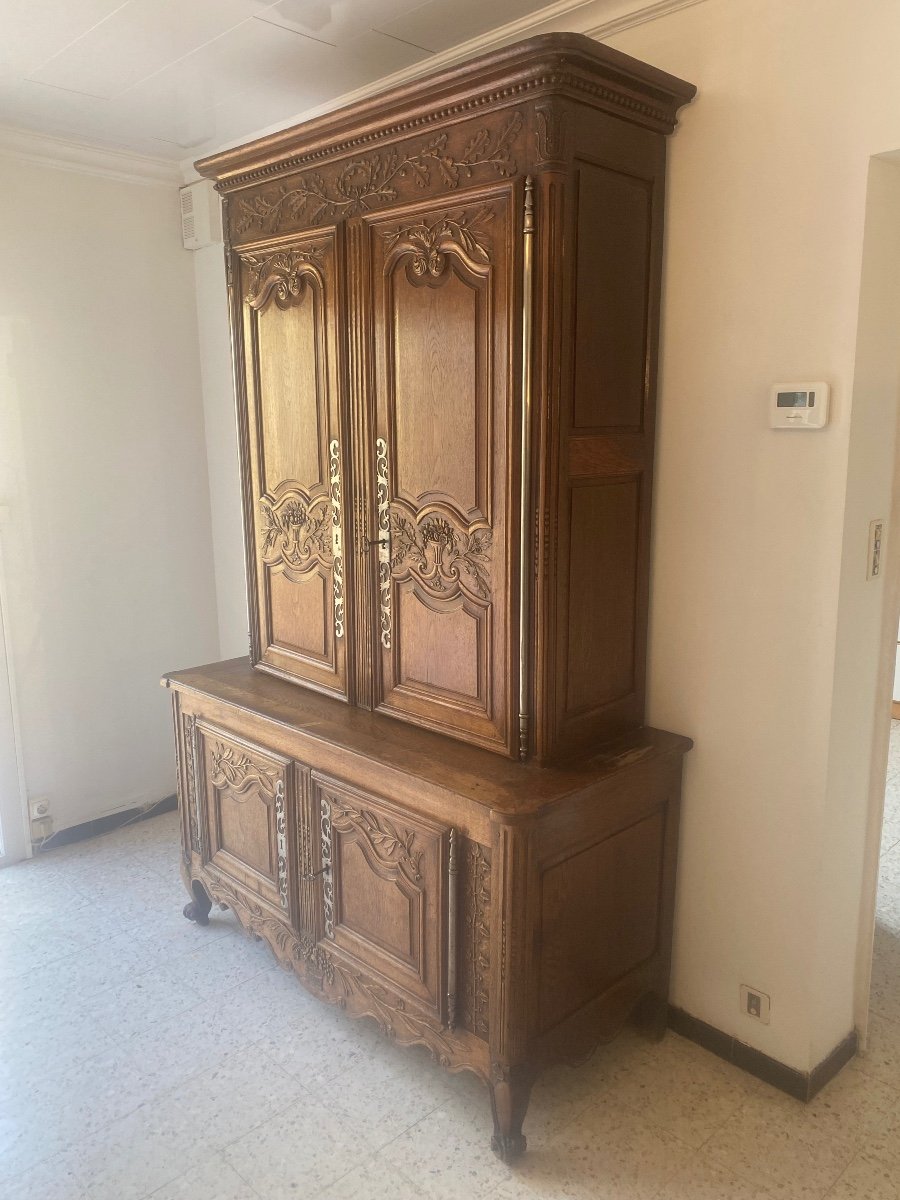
[489,1064,535,1162]
[182,880,213,926]
[634,991,669,1043]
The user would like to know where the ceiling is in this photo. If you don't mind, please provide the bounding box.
[0,0,562,163]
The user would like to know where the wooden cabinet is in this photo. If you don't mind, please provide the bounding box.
[212,35,694,764]
[168,33,695,1162]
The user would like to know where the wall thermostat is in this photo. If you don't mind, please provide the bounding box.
[770,381,830,429]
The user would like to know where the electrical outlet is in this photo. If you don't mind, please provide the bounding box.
[29,797,50,820]
[740,984,771,1024]
[868,519,884,580]
[30,814,53,842]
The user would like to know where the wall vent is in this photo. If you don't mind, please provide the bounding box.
[179,180,222,251]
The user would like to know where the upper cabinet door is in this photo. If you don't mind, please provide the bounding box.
[360,187,516,755]
[237,233,349,700]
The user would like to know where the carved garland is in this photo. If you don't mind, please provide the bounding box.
[235,113,522,236]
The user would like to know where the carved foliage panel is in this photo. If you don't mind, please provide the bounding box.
[197,724,290,915]
[313,773,447,1019]
[458,839,492,1039]
[231,112,524,242]
[238,233,347,694]
[366,188,513,750]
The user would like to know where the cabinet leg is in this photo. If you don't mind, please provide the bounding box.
[489,1065,535,1162]
[634,992,669,1042]
[183,880,213,926]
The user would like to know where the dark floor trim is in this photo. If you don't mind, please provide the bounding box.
[34,795,177,853]
[668,1005,858,1102]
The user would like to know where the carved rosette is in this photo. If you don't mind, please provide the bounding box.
[460,840,491,1038]
[375,438,391,649]
[259,489,333,577]
[321,797,334,939]
[274,779,288,911]
[182,714,200,855]
[235,114,523,237]
[329,439,344,639]
[243,246,324,310]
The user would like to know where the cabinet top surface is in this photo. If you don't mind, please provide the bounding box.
[163,658,691,815]
[194,32,695,190]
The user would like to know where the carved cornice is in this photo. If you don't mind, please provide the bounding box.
[243,247,323,310]
[259,489,333,576]
[233,115,521,237]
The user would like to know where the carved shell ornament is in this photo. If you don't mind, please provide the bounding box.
[243,246,324,310]
[235,113,522,235]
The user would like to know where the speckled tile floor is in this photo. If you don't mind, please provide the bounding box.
[3,729,900,1199]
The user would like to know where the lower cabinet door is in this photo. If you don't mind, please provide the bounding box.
[313,772,450,1023]
[195,722,292,918]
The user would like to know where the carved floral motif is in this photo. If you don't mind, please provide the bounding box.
[260,491,333,574]
[274,780,288,910]
[383,206,494,279]
[330,801,423,882]
[375,438,391,649]
[329,439,344,638]
[209,742,281,800]
[182,714,200,855]
[390,510,492,600]
[460,840,491,1038]
[243,246,324,310]
[321,797,334,939]
[235,114,523,236]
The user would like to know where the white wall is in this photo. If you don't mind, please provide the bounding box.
[189,0,900,1073]
[0,156,220,840]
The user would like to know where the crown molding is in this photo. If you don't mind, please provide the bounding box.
[585,0,710,38]
[181,0,707,182]
[0,125,181,187]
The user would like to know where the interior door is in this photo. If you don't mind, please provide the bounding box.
[237,231,349,699]
[360,186,516,755]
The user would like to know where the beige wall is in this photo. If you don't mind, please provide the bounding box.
[0,158,220,840]
[593,0,900,1069]
[189,0,900,1072]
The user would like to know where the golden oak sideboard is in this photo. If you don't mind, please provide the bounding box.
[164,33,695,1160]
